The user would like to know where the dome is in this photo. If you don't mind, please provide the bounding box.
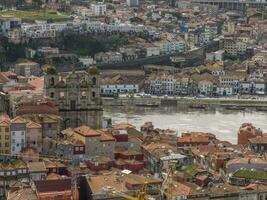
[46,66,57,75]
[88,66,99,75]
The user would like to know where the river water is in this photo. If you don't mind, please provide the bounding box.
[104,106,267,144]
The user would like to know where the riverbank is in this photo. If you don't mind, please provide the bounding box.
[102,96,267,108]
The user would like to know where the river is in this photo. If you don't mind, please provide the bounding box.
[104,106,267,144]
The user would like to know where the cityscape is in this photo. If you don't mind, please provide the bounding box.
[0,0,266,199]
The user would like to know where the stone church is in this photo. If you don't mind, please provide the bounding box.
[44,66,103,129]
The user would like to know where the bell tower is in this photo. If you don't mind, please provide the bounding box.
[44,66,59,100]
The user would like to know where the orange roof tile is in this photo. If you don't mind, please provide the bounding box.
[11,116,26,124]
[142,142,177,152]
[26,121,41,129]
[28,77,44,91]
[0,119,10,127]
[98,130,116,142]
[74,126,101,137]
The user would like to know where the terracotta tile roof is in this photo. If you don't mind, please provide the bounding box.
[11,116,26,124]
[249,136,267,144]
[0,119,10,127]
[177,136,210,143]
[27,162,47,172]
[87,173,128,193]
[34,179,71,193]
[74,125,101,137]
[21,114,61,124]
[97,130,116,142]
[168,181,191,196]
[47,173,62,180]
[112,122,136,130]
[1,71,17,78]
[227,157,267,167]
[16,104,58,115]
[28,77,44,92]
[0,73,9,84]
[142,142,176,153]
[123,174,162,186]
[8,188,38,200]
[26,121,42,129]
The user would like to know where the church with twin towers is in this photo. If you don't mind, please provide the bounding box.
[44,66,103,129]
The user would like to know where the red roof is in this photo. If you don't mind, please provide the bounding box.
[0,119,10,127]
[98,130,116,142]
[26,121,42,129]
[16,104,58,115]
[11,116,26,124]
[74,126,101,137]
[28,77,44,91]
[34,179,71,193]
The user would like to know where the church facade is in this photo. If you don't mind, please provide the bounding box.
[44,66,103,129]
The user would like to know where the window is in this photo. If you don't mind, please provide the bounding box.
[12,132,15,136]
[92,77,97,85]
[5,128,9,132]
[21,132,24,135]
[92,92,96,98]
[70,100,76,110]
[50,92,54,98]
[75,147,79,151]
[5,143,8,147]
[50,77,55,86]
[79,147,84,151]
[5,135,9,140]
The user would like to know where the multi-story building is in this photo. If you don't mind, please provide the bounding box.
[26,121,42,153]
[7,28,22,44]
[44,66,103,129]
[72,125,115,159]
[155,40,186,55]
[10,116,26,155]
[144,43,160,57]
[91,2,107,16]
[0,119,10,155]
[219,74,242,94]
[146,74,193,96]
[127,0,139,7]
[14,61,41,77]
[0,16,21,37]
[198,80,214,96]
[224,37,237,56]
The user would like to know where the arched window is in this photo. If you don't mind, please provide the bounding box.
[81,91,86,98]
[50,77,55,86]
[92,77,96,85]
[50,92,54,98]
